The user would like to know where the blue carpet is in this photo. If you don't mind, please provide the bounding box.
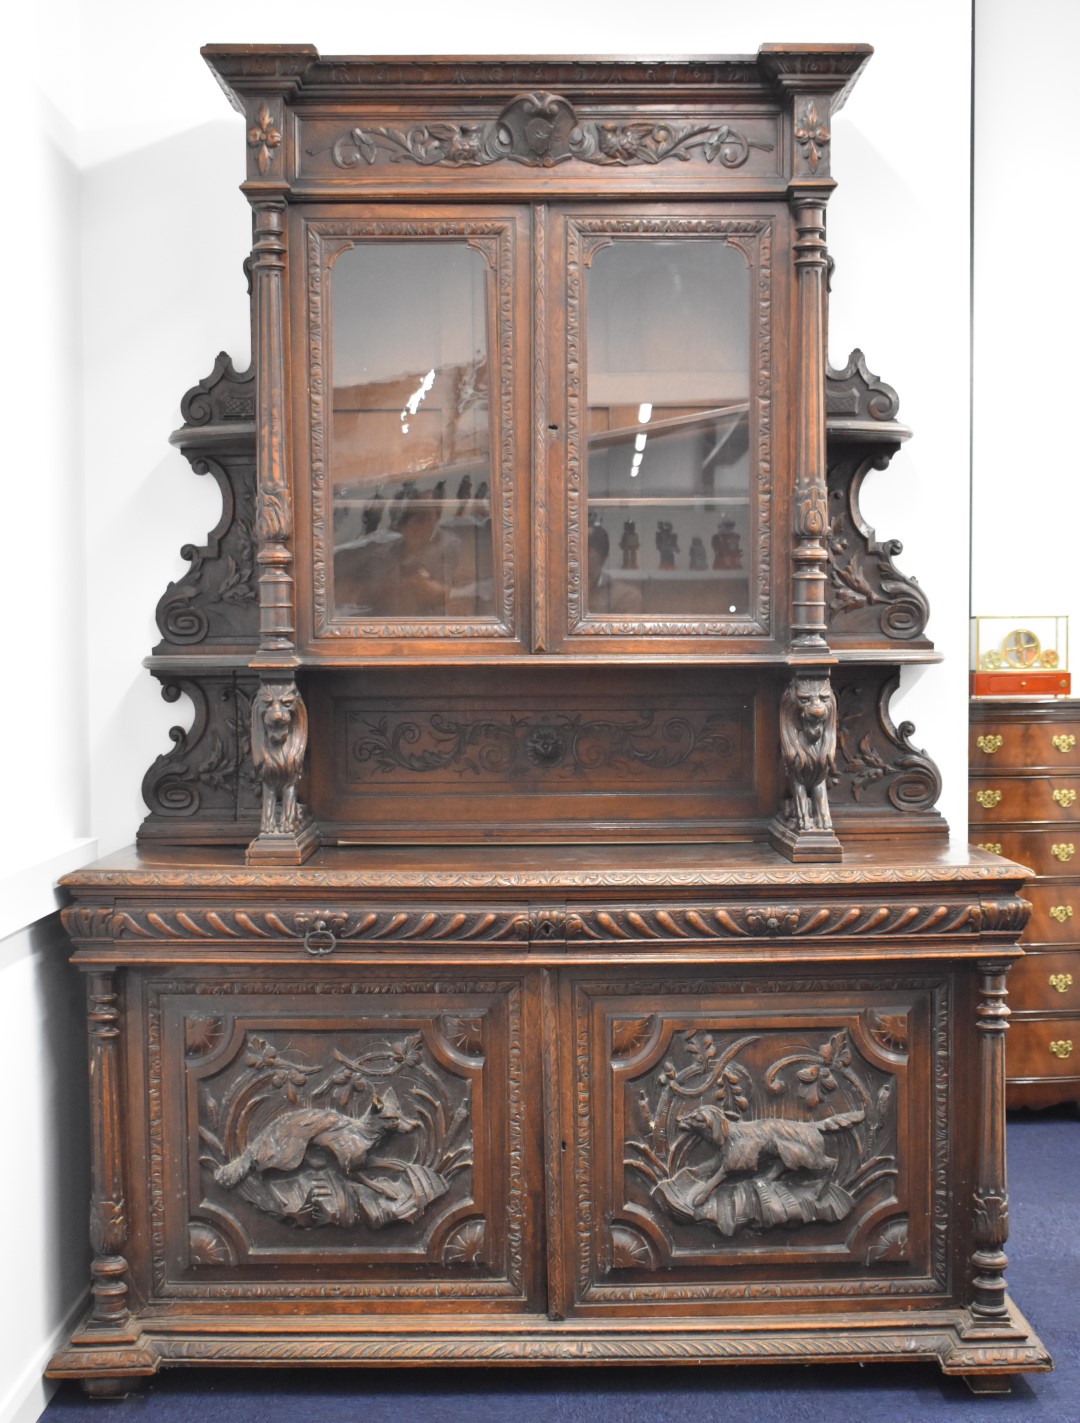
[41,1106,1079,1423]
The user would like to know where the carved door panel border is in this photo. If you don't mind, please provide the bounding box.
[542,205,788,654]
[563,971,950,1313]
[144,972,541,1309]
[295,206,532,654]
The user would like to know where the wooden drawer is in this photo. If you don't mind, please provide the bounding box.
[1008,951,1080,1011]
[1006,1016,1080,1080]
[969,715,1080,770]
[969,828,1076,877]
[1021,881,1080,943]
[970,774,1080,823]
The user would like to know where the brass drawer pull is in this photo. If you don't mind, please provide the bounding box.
[302,917,338,957]
[975,789,1002,808]
[976,842,1002,854]
[976,734,1003,754]
[1048,1039,1073,1059]
[1052,788,1077,808]
[1052,734,1077,753]
[1049,904,1074,924]
[1049,973,1074,994]
[1051,843,1076,863]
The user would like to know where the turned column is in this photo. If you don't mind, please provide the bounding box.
[85,972,129,1327]
[971,960,1012,1320]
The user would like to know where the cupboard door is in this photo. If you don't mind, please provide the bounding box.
[295,207,531,654]
[543,207,788,653]
[562,972,947,1314]
[143,970,541,1311]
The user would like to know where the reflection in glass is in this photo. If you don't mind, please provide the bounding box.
[585,240,751,619]
[329,242,494,620]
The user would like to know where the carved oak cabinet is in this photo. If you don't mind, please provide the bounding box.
[50,45,1050,1396]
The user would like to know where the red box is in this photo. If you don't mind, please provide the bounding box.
[970,670,1071,696]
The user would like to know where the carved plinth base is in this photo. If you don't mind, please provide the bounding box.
[245,817,320,866]
[768,817,844,863]
[46,1298,1049,1384]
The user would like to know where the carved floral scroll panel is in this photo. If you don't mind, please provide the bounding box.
[148,976,535,1303]
[570,975,946,1307]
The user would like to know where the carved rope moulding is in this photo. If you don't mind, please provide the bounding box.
[66,896,1028,946]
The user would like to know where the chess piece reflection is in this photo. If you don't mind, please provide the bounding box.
[688,536,707,571]
[620,520,640,570]
[656,521,679,570]
[711,516,742,570]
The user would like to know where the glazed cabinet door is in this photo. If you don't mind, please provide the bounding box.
[558,970,947,1316]
[293,206,532,656]
[540,205,790,654]
[131,968,543,1313]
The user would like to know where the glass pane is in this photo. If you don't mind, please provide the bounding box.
[330,242,495,620]
[585,240,751,619]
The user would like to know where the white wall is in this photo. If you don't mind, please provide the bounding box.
[972,0,1080,655]
[4,4,976,1419]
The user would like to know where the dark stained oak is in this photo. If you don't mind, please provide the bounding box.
[48,44,1049,1399]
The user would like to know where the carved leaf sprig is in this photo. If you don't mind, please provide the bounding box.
[244,1036,320,1103]
[766,1029,853,1108]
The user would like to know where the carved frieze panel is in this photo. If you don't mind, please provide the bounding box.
[345,704,748,789]
[299,99,779,183]
[570,974,946,1306]
[139,673,261,842]
[147,976,532,1302]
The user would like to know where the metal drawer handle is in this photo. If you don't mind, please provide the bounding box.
[976,734,1003,754]
[1052,788,1077,808]
[303,918,338,956]
[1049,973,1073,994]
[1049,905,1074,924]
[976,842,1002,855]
[1048,1039,1073,1059]
[975,789,1003,809]
[1051,843,1076,863]
[1052,734,1077,753]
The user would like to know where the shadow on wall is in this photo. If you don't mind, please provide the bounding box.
[33,914,92,1329]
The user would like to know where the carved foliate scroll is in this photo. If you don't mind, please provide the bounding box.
[326,91,774,171]
[139,673,261,844]
[831,669,944,832]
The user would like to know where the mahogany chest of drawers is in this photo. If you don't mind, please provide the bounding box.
[970,698,1080,1109]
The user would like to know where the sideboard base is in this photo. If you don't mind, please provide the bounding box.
[48,1298,1051,1392]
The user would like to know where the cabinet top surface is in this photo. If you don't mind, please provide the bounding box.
[63,840,1026,891]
